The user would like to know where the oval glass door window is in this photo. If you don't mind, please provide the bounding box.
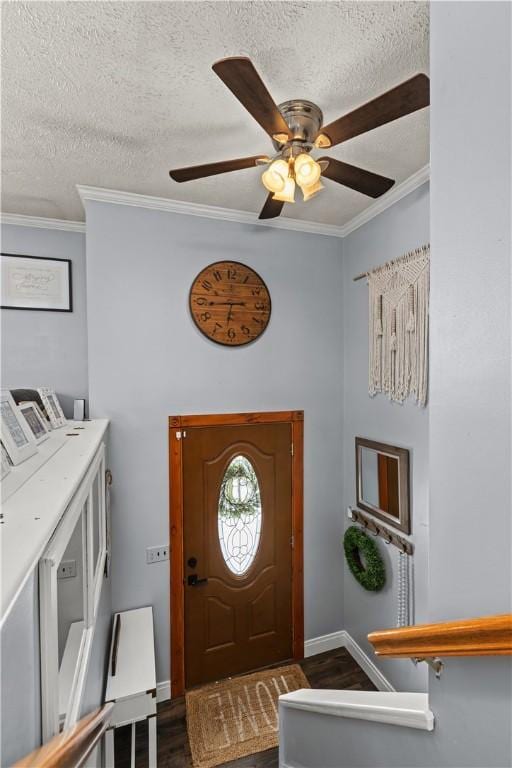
[218,455,262,575]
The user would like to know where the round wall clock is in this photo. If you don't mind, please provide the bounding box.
[189,261,271,346]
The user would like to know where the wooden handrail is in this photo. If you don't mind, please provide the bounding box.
[368,613,512,658]
[14,702,114,768]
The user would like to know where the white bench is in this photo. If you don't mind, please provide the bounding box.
[104,607,157,767]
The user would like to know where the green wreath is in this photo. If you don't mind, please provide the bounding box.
[343,526,386,591]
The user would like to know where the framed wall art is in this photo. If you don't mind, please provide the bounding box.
[1,442,12,480]
[0,390,38,465]
[37,388,67,429]
[19,401,50,445]
[1,253,72,312]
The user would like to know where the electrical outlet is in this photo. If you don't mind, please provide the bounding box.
[146,544,169,564]
[58,560,77,579]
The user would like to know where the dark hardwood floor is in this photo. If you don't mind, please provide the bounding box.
[114,647,376,768]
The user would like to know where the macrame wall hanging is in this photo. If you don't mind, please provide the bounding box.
[365,244,430,407]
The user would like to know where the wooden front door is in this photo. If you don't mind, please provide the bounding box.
[183,421,293,688]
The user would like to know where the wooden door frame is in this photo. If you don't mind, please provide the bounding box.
[168,410,304,697]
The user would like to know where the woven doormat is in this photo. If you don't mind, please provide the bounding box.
[186,664,310,768]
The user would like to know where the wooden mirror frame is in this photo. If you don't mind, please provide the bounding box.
[355,437,410,535]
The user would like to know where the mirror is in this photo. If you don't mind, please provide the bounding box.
[355,437,410,533]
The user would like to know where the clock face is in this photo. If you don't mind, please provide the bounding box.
[189,261,271,346]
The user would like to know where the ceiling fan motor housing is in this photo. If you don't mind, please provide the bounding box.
[273,100,323,151]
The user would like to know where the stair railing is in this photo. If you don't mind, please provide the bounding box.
[368,613,512,677]
[13,702,114,768]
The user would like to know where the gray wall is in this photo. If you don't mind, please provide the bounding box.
[428,1,511,765]
[85,200,344,683]
[341,183,430,693]
[1,224,88,417]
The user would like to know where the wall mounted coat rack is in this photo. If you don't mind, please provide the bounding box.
[348,507,414,555]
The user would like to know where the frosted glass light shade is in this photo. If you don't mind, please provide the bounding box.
[273,176,296,203]
[301,179,324,201]
[261,159,289,194]
[294,153,321,187]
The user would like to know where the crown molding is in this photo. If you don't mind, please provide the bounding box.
[340,164,430,236]
[2,165,429,240]
[76,185,347,238]
[0,212,86,233]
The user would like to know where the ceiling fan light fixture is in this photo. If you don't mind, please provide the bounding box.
[261,158,289,194]
[301,179,324,201]
[272,176,296,203]
[294,153,321,188]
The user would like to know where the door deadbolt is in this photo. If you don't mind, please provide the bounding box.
[187,556,197,568]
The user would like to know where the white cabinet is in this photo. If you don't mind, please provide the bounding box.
[0,419,110,743]
[39,441,108,738]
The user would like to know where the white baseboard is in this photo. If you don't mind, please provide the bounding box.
[304,629,394,692]
[304,630,347,657]
[156,629,393,702]
[340,631,395,692]
[156,680,170,702]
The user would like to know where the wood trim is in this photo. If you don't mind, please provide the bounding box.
[14,703,114,768]
[291,418,305,659]
[169,410,304,428]
[368,614,512,658]
[169,426,185,698]
[169,410,304,696]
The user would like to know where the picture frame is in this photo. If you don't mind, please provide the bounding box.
[38,388,67,429]
[19,401,50,445]
[1,253,72,312]
[0,390,38,465]
[1,442,12,480]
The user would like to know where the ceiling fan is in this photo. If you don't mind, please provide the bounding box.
[169,57,430,220]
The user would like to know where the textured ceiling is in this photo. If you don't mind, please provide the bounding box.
[1,1,429,226]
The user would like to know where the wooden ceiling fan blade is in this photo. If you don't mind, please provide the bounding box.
[169,155,266,182]
[319,73,430,147]
[319,157,395,197]
[259,194,284,220]
[212,57,292,141]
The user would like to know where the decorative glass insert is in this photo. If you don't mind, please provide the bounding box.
[218,455,262,575]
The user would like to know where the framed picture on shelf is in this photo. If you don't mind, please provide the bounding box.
[37,388,67,429]
[0,390,38,465]
[1,442,12,480]
[19,401,50,445]
[1,254,72,312]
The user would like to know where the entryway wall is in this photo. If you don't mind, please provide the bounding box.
[2,183,430,696]
[342,183,430,693]
[84,203,345,683]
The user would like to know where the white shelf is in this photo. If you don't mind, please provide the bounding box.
[0,419,109,627]
[1,431,67,503]
[279,689,434,731]
[105,607,156,702]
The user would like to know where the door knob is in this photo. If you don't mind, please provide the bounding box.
[187,574,208,587]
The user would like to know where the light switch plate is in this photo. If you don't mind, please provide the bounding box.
[58,559,77,579]
[146,544,169,564]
